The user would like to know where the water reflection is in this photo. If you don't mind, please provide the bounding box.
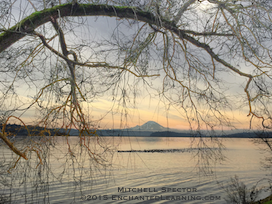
[0,136,271,203]
[0,136,116,203]
[137,136,164,142]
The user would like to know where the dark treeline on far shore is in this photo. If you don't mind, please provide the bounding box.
[1,124,271,138]
[97,130,272,138]
[0,124,67,136]
[149,131,271,138]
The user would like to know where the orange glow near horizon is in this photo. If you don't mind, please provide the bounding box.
[7,87,253,131]
[84,98,252,130]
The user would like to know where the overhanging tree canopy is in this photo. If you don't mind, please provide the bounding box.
[1,0,272,161]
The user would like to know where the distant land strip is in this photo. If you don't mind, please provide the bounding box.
[1,124,272,138]
[149,131,272,138]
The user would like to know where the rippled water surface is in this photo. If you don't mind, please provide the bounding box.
[0,136,271,203]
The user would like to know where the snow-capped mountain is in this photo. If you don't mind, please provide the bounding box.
[129,121,167,131]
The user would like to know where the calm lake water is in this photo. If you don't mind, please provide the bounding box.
[0,136,272,203]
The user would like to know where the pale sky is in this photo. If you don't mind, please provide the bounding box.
[1,0,255,131]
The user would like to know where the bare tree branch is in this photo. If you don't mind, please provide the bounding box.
[173,0,196,25]
[183,30,234,36]
[33,31,160,78]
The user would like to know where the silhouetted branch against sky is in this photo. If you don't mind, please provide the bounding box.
[0,0,272,132]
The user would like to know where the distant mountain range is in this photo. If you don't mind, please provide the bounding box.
[97,121,166,137]
[2,121,271,138]
[127,121,168,131]
[98,121,272,138]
